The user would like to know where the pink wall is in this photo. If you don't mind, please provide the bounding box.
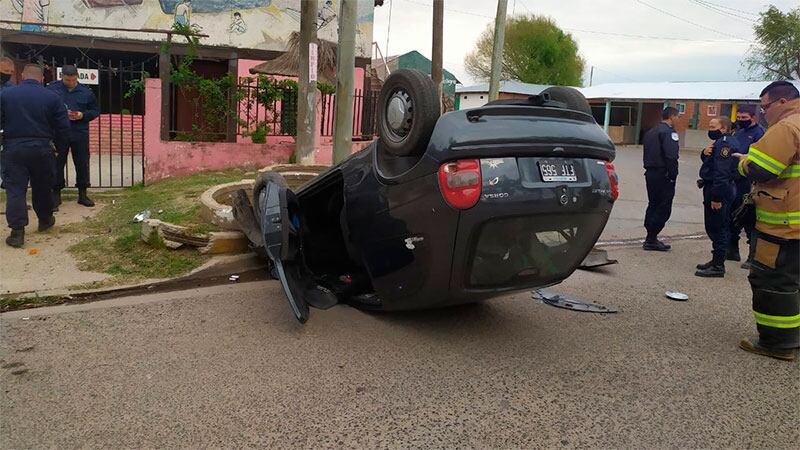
[143,78,374,183]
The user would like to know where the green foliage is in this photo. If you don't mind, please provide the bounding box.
[464,15,585,86]
[746,6,800,80]
[240,75,299,139]
[317,81,336,95]
[123,71,149,100]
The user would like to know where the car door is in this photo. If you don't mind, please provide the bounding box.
[256,177,311,323]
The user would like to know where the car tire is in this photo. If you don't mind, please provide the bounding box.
[378,69,440,157]
[541,86,592,115]
[253,170,288,227]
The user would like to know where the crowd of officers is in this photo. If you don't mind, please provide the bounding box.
[0,61,98,248]
[642,80,800,361]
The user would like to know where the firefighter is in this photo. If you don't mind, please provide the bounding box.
[729,105,765,266]
[0,64,70,248]
[642,107,681,251]
[695,117,740,277]
[734,80,800,361]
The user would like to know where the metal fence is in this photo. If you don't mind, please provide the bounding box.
[236,79,380,140]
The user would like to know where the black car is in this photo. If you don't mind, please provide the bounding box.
[235,69,618,323]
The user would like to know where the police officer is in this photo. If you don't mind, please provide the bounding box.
[734,81,800,361]
[48,64,99,208]
[728,105,766,266]
[642,106,680,251]
[695,117,740,277]
[0,56,16,191]
[0,64,70,248]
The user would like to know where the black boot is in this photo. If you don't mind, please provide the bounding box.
[726,245,741,262]
[695,255,725,277]
[38,215,56,232]
[643,238,671,251]
[696,259,715,270]
[77,188,95,207]
[52,189,62,212]
[5,229,24,248]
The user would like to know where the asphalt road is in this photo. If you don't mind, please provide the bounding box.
[2,240,798,449]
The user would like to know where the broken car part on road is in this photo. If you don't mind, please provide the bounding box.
[236,69,619,323]
[532,289,619,313]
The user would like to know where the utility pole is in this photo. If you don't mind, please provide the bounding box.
[589,65,594,87]
[432,0,444,112]
[488,0,508,102]
[297,0,318,165]
[332,0,357,164]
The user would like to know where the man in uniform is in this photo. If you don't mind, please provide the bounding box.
[734,80,800,361]
[728,105,765,266]
[0,64,70,248]
[1,56,16,191]
[48,64,99,208]
[642,107,681,251]
[695,117,740,277]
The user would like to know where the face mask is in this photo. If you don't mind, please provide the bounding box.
[735,119,751,129]
[0,73,10,84]
[708,130,723,140]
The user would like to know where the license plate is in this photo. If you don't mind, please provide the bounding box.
[538,161,577,182]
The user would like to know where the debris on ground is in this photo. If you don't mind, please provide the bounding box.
[133,210,151,223]
[532,289,619,313]
[665,291,689,301]
[229,275,240,282]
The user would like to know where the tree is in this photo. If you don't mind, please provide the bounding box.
[746,6,800,80]
[464,15,584,86]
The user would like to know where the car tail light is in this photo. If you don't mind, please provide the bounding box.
[604,161,619,201]
[438,159,482,210]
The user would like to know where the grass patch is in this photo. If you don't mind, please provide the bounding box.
[65,169,252,284]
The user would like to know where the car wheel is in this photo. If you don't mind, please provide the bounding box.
[541,86,592,115]
[253,171,288,227]
[378,69,440,157]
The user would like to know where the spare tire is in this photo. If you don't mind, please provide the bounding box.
[378,69,440,157]
[541,86,592,116]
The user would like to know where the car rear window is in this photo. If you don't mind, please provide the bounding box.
[467,213,604,288]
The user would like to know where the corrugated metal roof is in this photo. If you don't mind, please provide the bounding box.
[456,80,550,96]
[579,80,800,101]
[455,79,800,102]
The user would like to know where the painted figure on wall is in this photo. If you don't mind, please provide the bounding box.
[229,11,247,34]
[160,0,269,14]
[174,0,191,27]
[10,0,49,32]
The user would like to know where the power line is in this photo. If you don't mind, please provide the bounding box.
[692,0,760,17]
[688,0,756,23]
[398,0,751,43]
[635,0,751,41]
[591,65,638,83]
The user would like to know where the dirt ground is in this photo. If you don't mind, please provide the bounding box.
[0,200,108,295]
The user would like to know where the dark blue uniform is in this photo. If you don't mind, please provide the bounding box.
[0,80,70,230]
[729,122,766,249]
[47,80,99,189]
[699,134,740,260]
[642,122,680,238]
[0,79,15,190]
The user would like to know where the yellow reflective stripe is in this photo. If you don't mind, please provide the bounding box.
[779,164,800,178]
[749,147,788,170]
[754,311,800,329]
[747,152,782,176]
[738,158,746,177]
[755,209,800,225]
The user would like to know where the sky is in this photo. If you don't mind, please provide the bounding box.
[371,0,797,87]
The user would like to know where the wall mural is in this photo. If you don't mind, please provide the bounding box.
[2,0,374,57]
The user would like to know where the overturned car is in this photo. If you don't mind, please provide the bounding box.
[234,69,618,323]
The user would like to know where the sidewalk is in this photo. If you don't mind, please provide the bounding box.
[0,199,109,295]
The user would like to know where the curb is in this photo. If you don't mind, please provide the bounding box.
[1,253,268,313]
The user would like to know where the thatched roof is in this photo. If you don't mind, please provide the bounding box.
[250,32,338,84]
